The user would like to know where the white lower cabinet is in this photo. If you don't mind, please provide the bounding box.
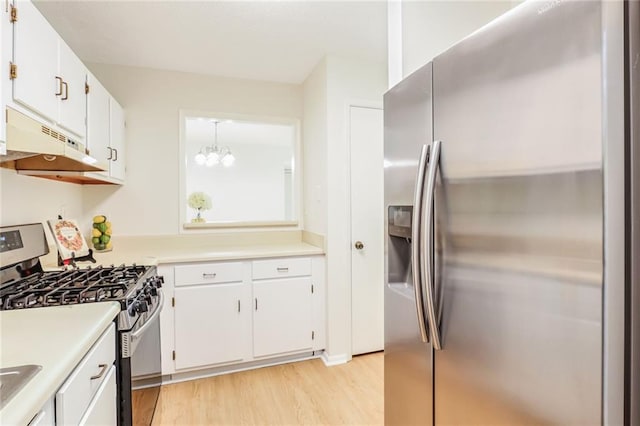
[23,321,117,426]
[28,398,54,426]
[78,366,117,426]
[253,277,313,358]
[168,255,325,375]
[56,323,116,425]
[174,282,251,370]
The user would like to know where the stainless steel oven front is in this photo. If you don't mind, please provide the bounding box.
[118,286,163,426]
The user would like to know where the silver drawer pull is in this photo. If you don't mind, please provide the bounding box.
[90,364,108,380]
[276,267,289,272]
[202,273,217,279]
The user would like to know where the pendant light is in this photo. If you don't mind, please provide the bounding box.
[194,120,235,167]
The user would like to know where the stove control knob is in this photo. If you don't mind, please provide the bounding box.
[137,300,149,313]
[128,305,137,317]
[150,287,158,297]
[156,276,164,288]
[145,294,152,304]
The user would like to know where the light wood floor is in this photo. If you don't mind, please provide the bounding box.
[149,352,383,426]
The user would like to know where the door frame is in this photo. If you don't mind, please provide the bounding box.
[344,100,384,357]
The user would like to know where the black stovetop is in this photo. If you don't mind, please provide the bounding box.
[0,264,150,310]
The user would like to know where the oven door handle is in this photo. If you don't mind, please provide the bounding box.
[131,290,164,340]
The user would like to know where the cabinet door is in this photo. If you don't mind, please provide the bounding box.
[174,283,250,370]
[86,74,110,176]
[12,0,59,123]
[57,41,86,138]
[28,398,54,426]
[109,99,125,181]
[78,365,116,426]
[253,277,313,358]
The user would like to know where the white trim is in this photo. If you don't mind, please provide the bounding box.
[387,0,403,88]
[183,220,299,230]
[160,352,323,386]
[320,351,350,366]
[178,109,303,233]
[178,110,188,234]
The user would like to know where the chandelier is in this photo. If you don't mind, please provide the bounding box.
[194,120,235,167]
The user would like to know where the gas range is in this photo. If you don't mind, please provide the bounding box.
[0,264,163,331]
[0,223,164,426]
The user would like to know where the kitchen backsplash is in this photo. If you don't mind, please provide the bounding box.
[1,169,84,245]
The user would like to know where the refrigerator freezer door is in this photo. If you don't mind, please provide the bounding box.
[432,1,604,425]
[384,63,434,426]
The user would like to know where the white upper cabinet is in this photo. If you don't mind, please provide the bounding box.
[86,73,125,184]
[1,3,7,151]
[84,74,126,184]
[86,74,111,177]
[12,0,59,125]
[11,0,87,140]
[109,99,126,181]
[57,41,87,137]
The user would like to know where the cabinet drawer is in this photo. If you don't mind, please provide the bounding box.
[78,365,117,426]
[252,258,311,280]
[56,323,115,426]
[175,262,243,286]
[29,398,54,426]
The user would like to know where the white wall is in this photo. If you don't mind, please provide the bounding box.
[322,56,387,361]
[84,63,303,236]
[302,59,328,236]
[0,169,84,244]
[388,0,513,86]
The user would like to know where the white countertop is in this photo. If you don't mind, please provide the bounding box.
[0,303,121,426]
[134,242,324,264]
[39,234,324,269]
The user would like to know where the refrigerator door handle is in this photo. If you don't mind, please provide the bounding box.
[411,144,430,343]
[423,140,442,350]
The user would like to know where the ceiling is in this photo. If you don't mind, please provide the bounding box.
[33,1,388,85]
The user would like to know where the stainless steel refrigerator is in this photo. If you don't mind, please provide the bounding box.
[384,1,639,424]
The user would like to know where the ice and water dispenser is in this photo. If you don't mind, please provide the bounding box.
[387,206,414,290]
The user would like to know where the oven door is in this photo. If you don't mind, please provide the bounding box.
[119,290,163,426]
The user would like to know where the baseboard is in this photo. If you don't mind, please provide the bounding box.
[162,351,323,386]
[320,351,350,366]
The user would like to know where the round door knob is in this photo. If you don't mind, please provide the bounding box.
[354,241,364,250]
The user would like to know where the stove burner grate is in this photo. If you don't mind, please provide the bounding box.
[0,264,149,310]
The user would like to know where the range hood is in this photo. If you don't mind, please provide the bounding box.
[0,108,108,174]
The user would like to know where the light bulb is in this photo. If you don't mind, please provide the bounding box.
[206,151,220,166]
[222,152,235,167]
[195,152,207,165]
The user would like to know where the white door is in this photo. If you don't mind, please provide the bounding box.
[109,99,126,181]
[253,278,313,358]
[57,41,87,138]
[86,73,111,176]
[350,106,384,355]
[12,0,59,124]
[174,283,250,370]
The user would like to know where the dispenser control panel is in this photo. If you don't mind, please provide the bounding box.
[388,206,412,238]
